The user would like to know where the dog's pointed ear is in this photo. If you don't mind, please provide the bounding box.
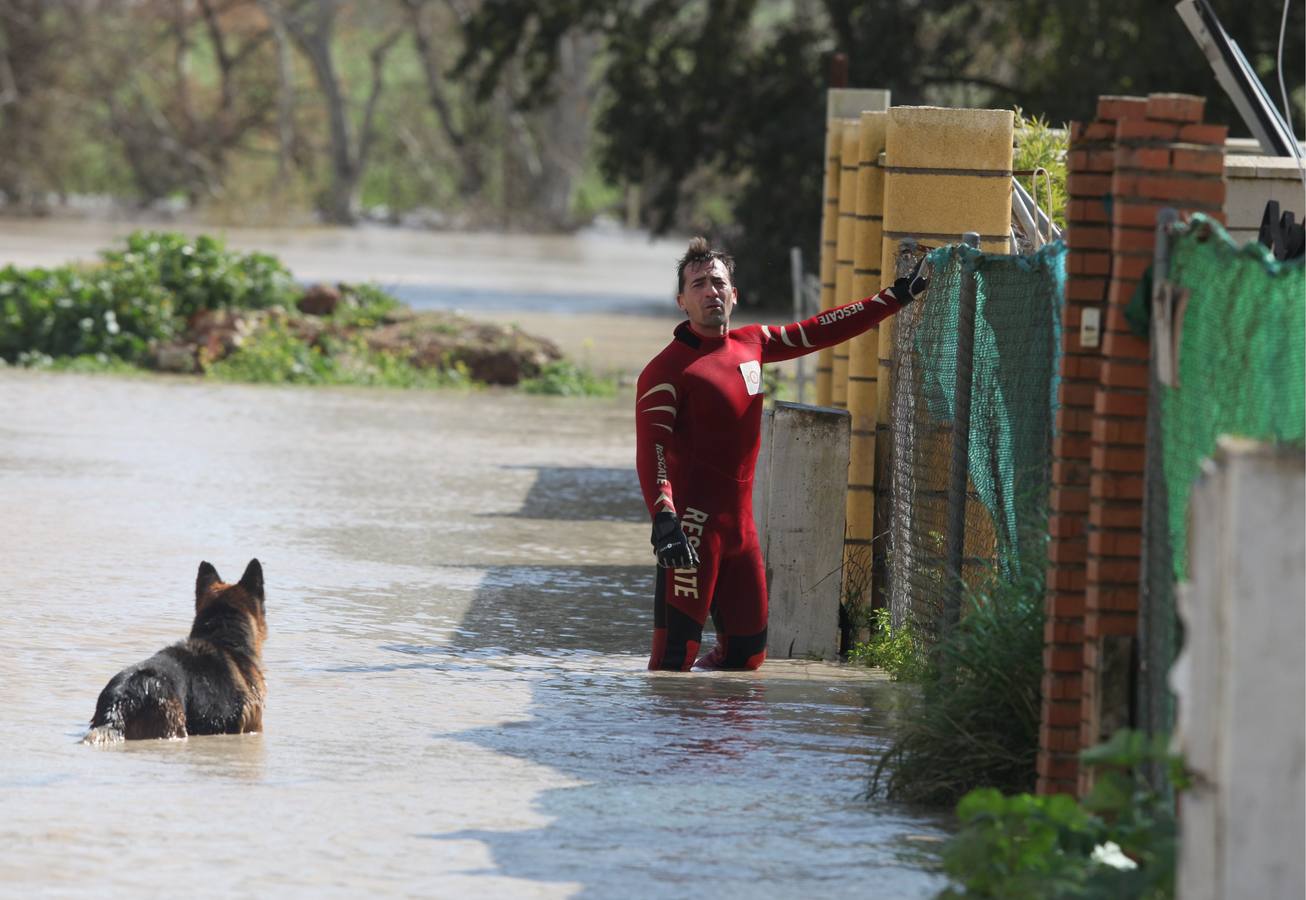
[197,561,221,599]
[239,558,264,596]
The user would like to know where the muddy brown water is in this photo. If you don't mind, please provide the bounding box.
[0,372,950,897]
[0,218,949,895]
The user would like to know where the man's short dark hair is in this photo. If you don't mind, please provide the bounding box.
[676,236,735,293]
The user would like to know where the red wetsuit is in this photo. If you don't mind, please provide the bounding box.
[635,290,905,671]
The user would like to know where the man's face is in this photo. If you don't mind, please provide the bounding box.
[677,258,737,333]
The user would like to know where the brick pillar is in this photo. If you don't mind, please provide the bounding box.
[1078,93,1226,794]
[1036,92,1226,797]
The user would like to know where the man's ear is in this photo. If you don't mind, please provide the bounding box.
[675,293,687,312]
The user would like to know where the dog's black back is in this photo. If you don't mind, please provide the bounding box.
[84,559,268,743]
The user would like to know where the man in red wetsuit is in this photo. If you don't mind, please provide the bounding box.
[635,237,928,671]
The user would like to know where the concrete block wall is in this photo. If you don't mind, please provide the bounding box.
[1173,439,1305,900]
[1036,92,1227,796]
[1224,154,1305,243]
[757,403,853,661]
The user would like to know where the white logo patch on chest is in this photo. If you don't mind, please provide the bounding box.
[738,360,762,396]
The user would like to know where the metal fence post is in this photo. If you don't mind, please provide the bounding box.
[943,231,982,631]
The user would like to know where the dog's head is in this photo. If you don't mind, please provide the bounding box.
[194,559,268,648]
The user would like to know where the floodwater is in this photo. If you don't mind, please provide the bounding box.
[0,371,950,897]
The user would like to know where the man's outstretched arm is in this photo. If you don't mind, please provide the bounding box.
[758,258,929,364]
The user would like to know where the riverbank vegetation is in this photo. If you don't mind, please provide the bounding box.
[1,3,1295,306]
[0,230,613,394]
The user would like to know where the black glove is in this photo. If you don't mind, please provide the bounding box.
[651,511,700,569]
[887,255,930,304]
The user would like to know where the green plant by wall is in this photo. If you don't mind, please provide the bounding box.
[1013,109,1068,232]
[848,607,931,683]
[871,550,1046,806]
[939,730,1186,899]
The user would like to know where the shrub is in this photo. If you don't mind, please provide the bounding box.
[329,282,403,328]
[207,318,471,389]
[519,360,617,396]
[939,730,1185,899]
[1014,109,1069,233]
[871,551,1046,806]
[848,607,931,683]
[0,263,175,363]
[100,231,298,319]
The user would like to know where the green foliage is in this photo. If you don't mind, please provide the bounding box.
[519,360,617,397]
[0,263,176,364]
[206,318,470,389]
[0,230,300,365]
[100,232,298,320]
[1013,109,1069,232]
[328,282,404,329]
[871,554,1046,806]
[848,607,931,682]
[11,351,145,375]
[939,730,1186,899]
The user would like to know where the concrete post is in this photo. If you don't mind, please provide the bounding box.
[831,119,861,409]
[818,89,889,408]
[876,106,1014,625]
[756,401,852,661]
[1172,438,1305,900]
[842,110,888,631]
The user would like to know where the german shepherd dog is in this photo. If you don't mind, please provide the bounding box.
[83,560,267,744]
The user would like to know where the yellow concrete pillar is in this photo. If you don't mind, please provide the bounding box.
[876,106,1014,596]
[816,89,889,409]
[843,111,888,606]
[831,119,860,409]
[816,119,841,407]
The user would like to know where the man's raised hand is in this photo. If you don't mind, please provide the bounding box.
[651,511,700,569]
[888,255,931,304]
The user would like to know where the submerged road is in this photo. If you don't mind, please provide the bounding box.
[0,372,950,897]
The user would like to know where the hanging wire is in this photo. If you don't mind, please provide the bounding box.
[1279,0,1306,185]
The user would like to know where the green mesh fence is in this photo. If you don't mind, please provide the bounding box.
[1161,215,1306,578]
[888,241,1065,636]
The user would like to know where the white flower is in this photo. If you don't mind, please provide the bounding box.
[1091,841,1138,870]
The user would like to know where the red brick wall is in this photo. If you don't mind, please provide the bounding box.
[1037,93,1226,797]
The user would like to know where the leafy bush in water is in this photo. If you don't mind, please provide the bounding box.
[329,282,403,328]
[940,730,1185,899]
[100,231,298,319]
[0,230,301,364]
[871,551,1046,806]
[207,318,470,389]
[0,263,176,363]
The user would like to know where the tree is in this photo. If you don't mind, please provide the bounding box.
[83,1,281,205]
[280,0,402,223]
[456,0,1303,305]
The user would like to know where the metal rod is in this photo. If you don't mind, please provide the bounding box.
[944,231,982,630]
